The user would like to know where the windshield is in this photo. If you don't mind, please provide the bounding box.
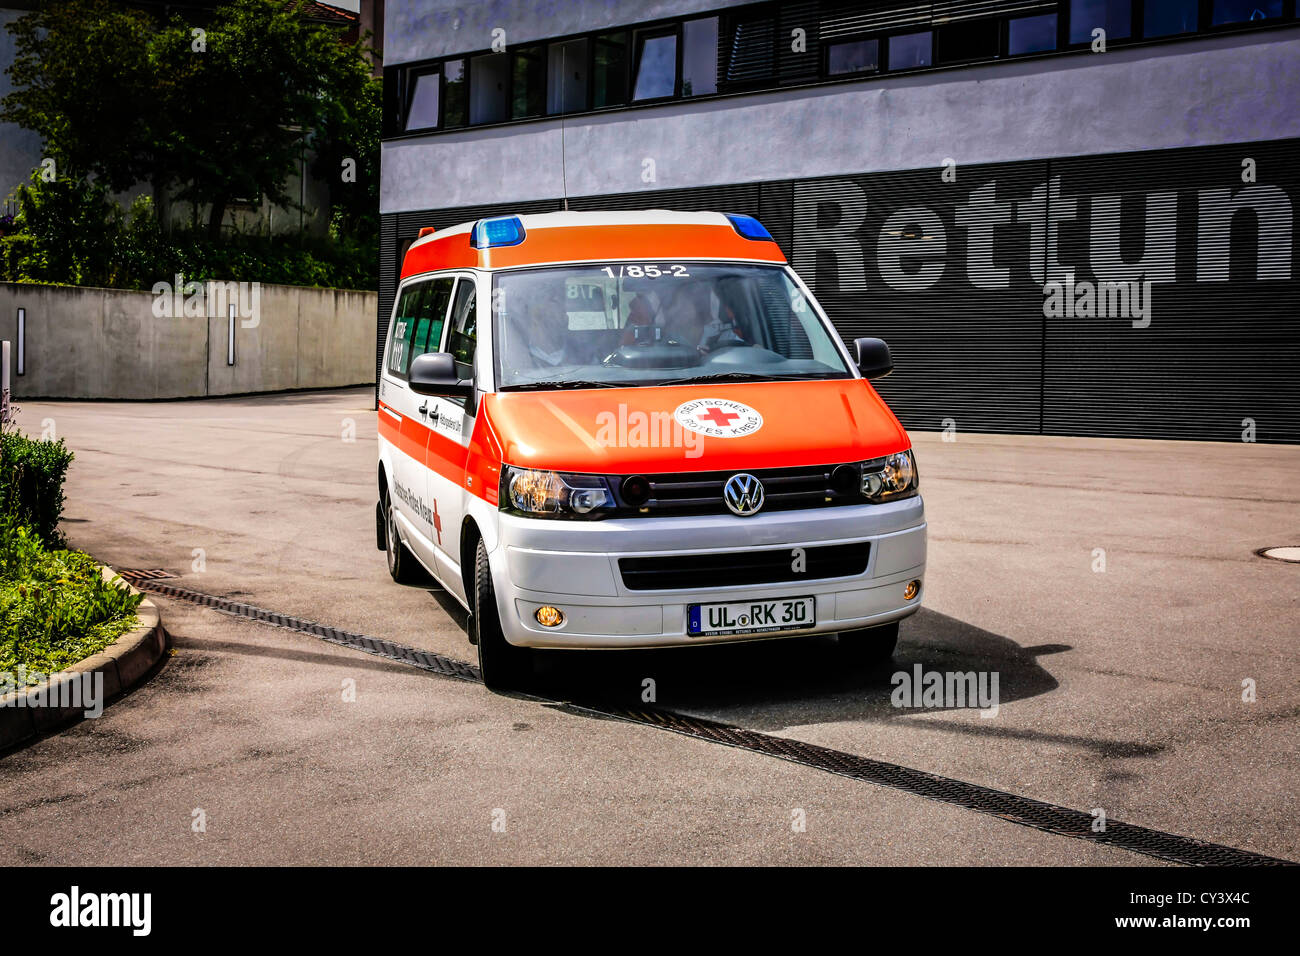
[492,263,853,390]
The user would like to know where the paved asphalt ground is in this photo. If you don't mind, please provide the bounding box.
[0,387,1296,865]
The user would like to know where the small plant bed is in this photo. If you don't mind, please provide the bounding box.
[1,429,142,684]
[0,518,142,682]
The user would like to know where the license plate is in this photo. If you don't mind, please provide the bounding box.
[688,596,815,637]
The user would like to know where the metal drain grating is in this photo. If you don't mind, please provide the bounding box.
[116,571,481,682]
[119,570,1297,867]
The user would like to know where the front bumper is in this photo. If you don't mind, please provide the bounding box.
[489,496,927,649]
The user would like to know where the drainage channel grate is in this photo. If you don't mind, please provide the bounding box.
[116,570,480,683]
[117,569,1296,867]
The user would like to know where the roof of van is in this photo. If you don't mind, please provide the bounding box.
[399,209,787,278]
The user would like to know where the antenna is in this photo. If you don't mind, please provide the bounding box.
[560,45,570,211]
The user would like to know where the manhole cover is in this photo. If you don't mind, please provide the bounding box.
[1257,547,1300,563]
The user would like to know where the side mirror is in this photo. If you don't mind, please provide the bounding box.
[409,352,472,398]
[853,337,893,380]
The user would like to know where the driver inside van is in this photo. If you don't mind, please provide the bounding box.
[503,281,577,371]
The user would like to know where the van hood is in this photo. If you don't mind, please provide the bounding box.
[482,379,910,474]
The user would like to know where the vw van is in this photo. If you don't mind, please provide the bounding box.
[377,211,926,689]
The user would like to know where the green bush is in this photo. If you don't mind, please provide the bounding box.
[0,173,378,291]
[0,428,74,546]
[0,514,142,678]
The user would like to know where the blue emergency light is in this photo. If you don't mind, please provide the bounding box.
[725,213,773,241]
[471,215,527,249]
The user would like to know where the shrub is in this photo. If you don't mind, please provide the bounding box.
[0,428,74,546]
[0,514,142,677]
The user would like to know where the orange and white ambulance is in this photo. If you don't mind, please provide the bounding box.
[377,210,925,689]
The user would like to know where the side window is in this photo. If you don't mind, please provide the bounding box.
[386,284,422,377]
[447,277,478,380]
[412,278,454,365]
[386,278,453,379]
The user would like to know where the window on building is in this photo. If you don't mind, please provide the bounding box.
[593,32,629,108]
[1009,13,1059,53]
[547,39,589,114]
[470,53,508,125]
[888,31,932,70]
[633,30,678,100]
[826,37,879,75]
[443,59,467,127]
[721,11,776,85]
[404,69,440,132]
[936,19,1000,63]
[1069,0,1133,44]
[1143,0,1198,35]
[1210,0,1283,24]
[681,17,719,96]
[512,46,546,119]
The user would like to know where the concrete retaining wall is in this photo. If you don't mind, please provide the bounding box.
[0,282,377,399]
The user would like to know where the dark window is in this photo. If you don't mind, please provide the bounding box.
[388,278,452,377]
[1210,0,1283,24]
[593,32,629,108]
[447,278,478,385]
[722,12,776,84]
[936,19,1000,63]
[470,53,508,124]
[1009,13,1059,53]
[827,37,879,75]
[547,39,588,114]
[404,69,440,132]
[1069,0,1133,43]
[1144,0,1198,34]
[681,17,719,96]
[633,31,678,100]
[511,46,545,119]
[443,59,466,127]
[412,279,454,363]
[888,31,932,70]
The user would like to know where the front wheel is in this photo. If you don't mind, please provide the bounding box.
[474,539,533,691]
[383,489,423,585]
[837,621,900,665]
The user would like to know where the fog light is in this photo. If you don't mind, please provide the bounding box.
[904,579,921,600]
[535,606,565,627]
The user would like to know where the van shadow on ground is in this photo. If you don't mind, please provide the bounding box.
[427,591,1070,733]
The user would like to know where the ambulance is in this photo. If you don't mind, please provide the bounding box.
[377,210,926,689]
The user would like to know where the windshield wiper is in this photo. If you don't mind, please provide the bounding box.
[502,380,626,392]
[656,371,836,386]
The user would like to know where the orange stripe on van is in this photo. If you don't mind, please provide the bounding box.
[400,223,786,278]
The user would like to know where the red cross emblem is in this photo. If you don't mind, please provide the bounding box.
[431,498,442,545]
[698,406,741,427]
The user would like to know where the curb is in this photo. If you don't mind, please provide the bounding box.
[0,566,165,750]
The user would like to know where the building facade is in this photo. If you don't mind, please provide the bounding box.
[380,0,1300,441]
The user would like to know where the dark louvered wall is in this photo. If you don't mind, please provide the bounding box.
[378,138,1300,442]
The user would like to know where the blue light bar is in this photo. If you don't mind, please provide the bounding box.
[725,213,773,242]
[471,215,527,249]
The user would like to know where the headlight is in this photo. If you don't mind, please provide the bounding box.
[860,449,919,502]
[502,465,614,518]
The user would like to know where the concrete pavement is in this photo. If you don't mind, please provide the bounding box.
[0,388,1294,864]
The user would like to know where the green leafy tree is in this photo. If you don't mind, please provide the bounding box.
[0,0,156,191]
[153,0,380,238]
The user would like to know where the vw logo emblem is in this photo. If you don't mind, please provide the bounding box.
[723,473,765,517]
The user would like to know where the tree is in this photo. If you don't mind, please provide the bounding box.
[4,0,380,241]
[154,0,379,238]
[1,0,156,191]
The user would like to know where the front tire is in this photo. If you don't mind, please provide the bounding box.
[837,620,900,665]
[383,488,422,585]
[474,538,533,691]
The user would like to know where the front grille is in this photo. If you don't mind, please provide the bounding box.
[625,464,860,516]
[619,542,870,591]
